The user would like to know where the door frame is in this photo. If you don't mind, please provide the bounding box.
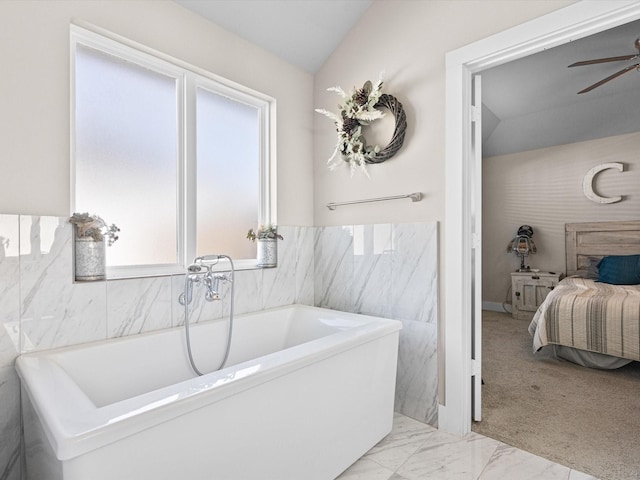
[440,0,640,435]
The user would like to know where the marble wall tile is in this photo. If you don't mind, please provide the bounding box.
[262,226,296,310]
[390,223,438,324]
[2,217,441,479]
[313,227,324,307]
[314,222,438,425]
[223,268,263,316]
[107,276,172,338]
[352,224,393,317]
[0,216,24,480]
[1,216,308,480]
[19,216,107,352]
[315,226,354,311]
[313,222,439,428]
[294,226,314,306]
[0,215,20,368]
[0,366,22,480]
[394,319,438,425]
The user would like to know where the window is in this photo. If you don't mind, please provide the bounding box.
[195,85,261,261]
[71,26,273,277]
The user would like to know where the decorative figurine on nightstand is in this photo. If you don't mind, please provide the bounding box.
[507,225,537,272]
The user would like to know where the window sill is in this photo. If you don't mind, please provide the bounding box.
[105,258,268,281]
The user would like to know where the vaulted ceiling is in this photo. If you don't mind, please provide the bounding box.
[173,1,640,157]
[174,0,372,73]
[482,18,640,157]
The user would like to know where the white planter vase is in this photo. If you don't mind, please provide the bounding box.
[257,239,277,268]
[74,237,106,281]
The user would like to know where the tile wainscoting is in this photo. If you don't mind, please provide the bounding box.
[314,223,438,425]
[0,216,438,479]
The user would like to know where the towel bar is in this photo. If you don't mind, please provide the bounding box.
[326,192,423,210]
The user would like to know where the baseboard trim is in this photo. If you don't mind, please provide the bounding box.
[482,301,512,313]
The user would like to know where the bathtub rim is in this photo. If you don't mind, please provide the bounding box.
[17,304,401,461]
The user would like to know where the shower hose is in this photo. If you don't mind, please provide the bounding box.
[183,255,235,376]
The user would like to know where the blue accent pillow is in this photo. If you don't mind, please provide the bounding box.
[597,255,640,285]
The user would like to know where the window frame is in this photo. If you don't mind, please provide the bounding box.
[70,24,275,278]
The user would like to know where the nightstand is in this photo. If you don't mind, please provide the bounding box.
[511,271,563,321]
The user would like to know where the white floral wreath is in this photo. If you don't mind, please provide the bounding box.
[315,74,386,177]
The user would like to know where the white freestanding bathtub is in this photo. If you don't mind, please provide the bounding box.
[16,304,401,480]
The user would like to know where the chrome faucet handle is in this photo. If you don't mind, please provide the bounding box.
[178,292,188,305]
[205,290,220,302]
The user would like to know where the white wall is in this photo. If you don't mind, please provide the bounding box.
[313,0,574,228]
[0,0,314,226]
[314,0,575,402]
[483,131,640,303]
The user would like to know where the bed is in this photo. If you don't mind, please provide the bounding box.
[528,220,640,368]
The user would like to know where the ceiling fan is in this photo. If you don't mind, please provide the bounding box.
[569,37,640,94]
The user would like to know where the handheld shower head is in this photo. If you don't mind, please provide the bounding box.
[194,254,222,264]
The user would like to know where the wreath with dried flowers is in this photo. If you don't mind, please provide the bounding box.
[315,74,407,177]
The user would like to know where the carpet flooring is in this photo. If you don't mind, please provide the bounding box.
[472,310,640,480]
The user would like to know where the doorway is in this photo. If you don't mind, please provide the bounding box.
[440,1,640,435]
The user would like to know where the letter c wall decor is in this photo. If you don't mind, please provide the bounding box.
[583,162,625,204]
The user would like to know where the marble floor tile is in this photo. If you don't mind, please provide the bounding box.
[569,471,599,480]
[364,414,437,471]
[397,431,501,480]
[337,457,395,480]
[477,444,571,480]
[339,414,598,480]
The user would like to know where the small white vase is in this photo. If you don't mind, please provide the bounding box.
[74,237,106,281]
[257,238,277,268]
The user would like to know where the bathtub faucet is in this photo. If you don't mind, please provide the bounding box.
[182,254,236,376]
[178,255,232,305]
[203,271,230,302]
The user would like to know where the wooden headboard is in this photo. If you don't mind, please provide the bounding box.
[565,221,640,276]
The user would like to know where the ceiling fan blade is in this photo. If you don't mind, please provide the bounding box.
[578,63,639,94]
[569,54,638,67]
